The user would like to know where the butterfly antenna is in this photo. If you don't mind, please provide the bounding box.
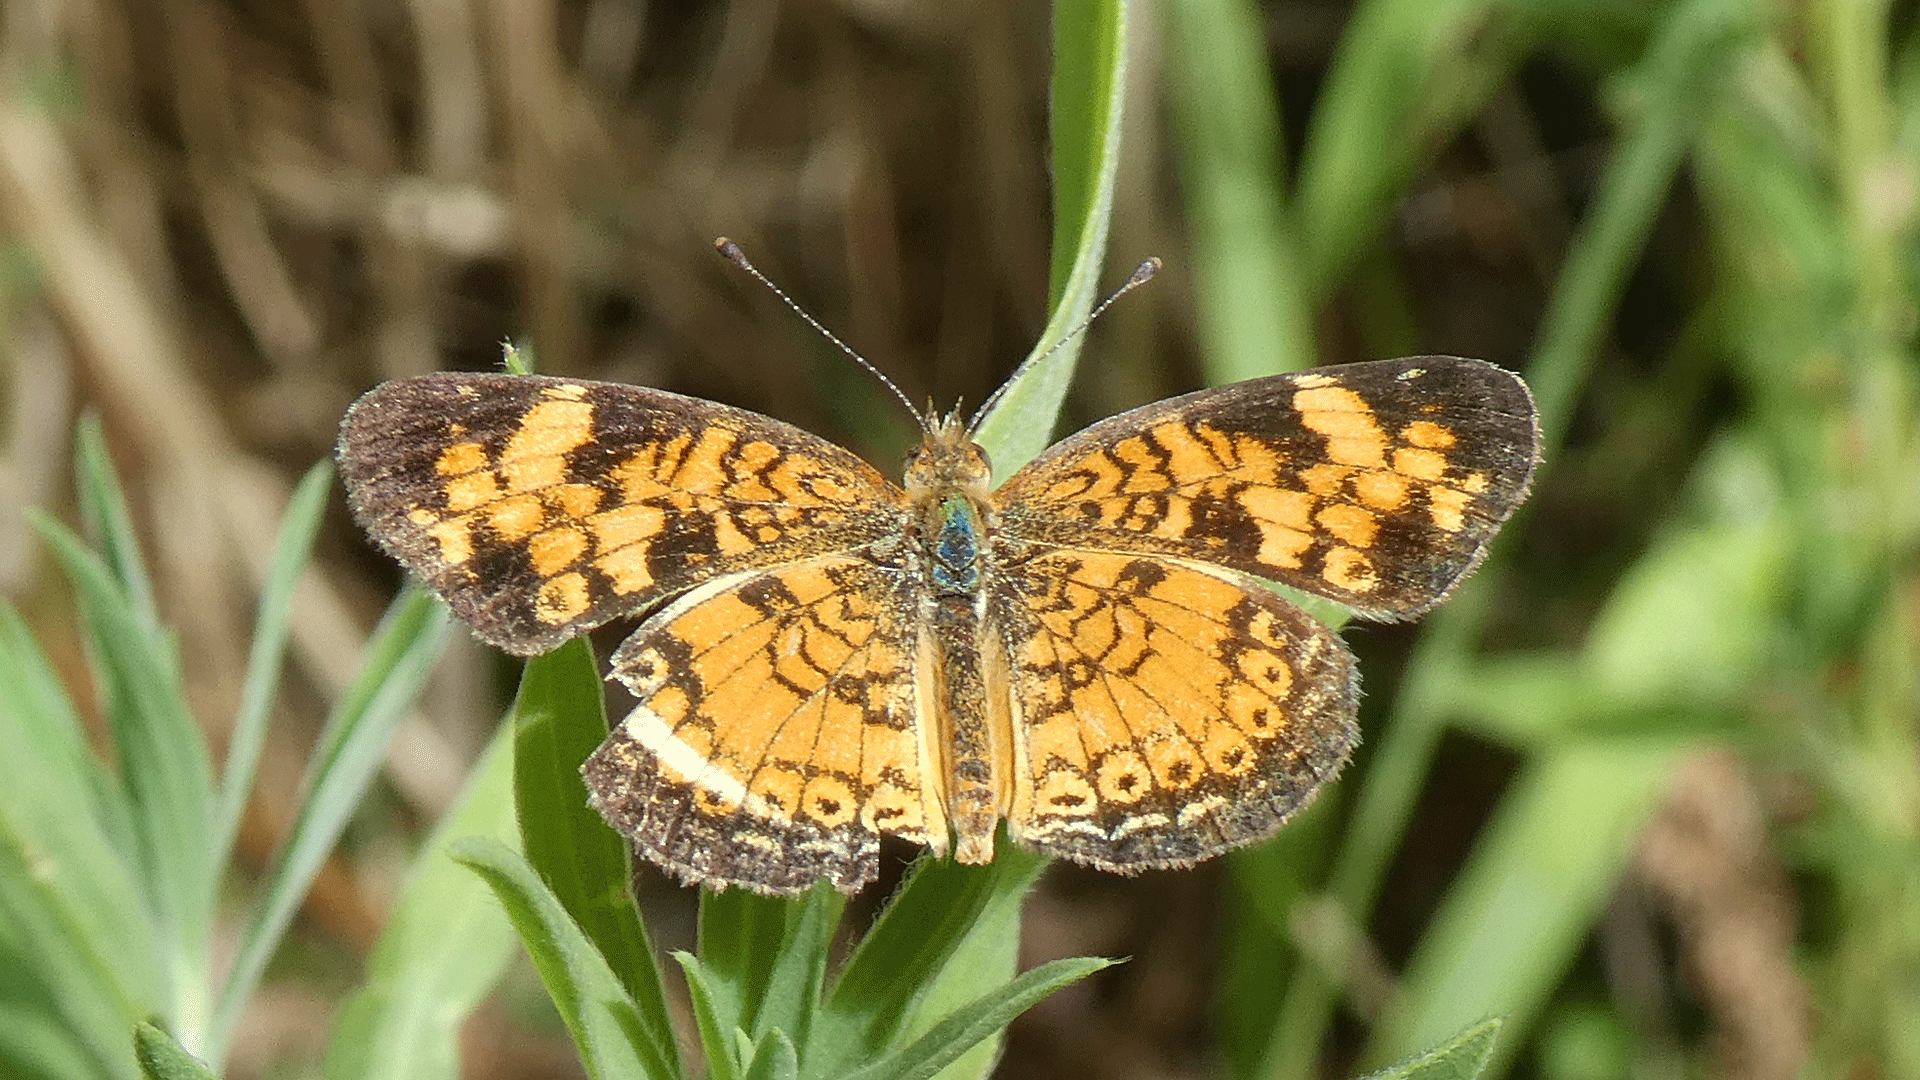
[714,237,925,429]
[968,257,1161,431]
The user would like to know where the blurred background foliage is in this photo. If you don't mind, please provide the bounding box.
[0,0,1915,1078]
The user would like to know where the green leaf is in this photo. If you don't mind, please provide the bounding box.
[812,847,1048,1076]
[321,723,519,1080]
[1358,1017,1501,1080]
[72,418,158,631]
[214,461,333,872]
[740,1029,798,1080]
[207,588,450,1066]
[1365,741,1688,1073]
[454,839,674,1080]
[971,0,1131,472]
[677,952,740,1080]
[131,1023,218,1080]
[839,957,1112,1080]
[512,639,678,1073]
[1161,0,1314,383]
[32,516,216,1048]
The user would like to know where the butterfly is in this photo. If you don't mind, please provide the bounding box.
[338,353,1538,895]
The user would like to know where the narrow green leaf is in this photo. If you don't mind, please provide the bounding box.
[740,1029,797,1080]
[1161,0,1314,382]
[453,838,669,1080]
[321,723,519,1080]
[971,0,1131,471]
[1358,1017,1501,1080]
[1293,0,1523,292]
[32,517,215,1047]
[72,417,158,630]
[131,1023,217,1080]
[1365,742,1688,1073]
[745,884,840,1050]
[813,846,1047,1074]
[207,589,450,1066]
[839,957,1112,1080]
[696,889,786,1046]
[0,996,116,1080]
[677,953,741,1080]
[513,639,679,1075]
[214,461,333,871]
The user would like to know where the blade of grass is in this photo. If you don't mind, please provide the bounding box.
[1292,0,1524,293]
[321,721,519,1080]
[1160,0,1314,383]
[811,846,1048,1076]
[213,461,333,873]
[0,996,116,1080]
[512,639,678,1073]
[838,956,1112,1080]
[1359,1017,1501,1080]
[32,517,215,1048]
[72,417,158,632]
[454,839,674,1080]
[206,588,450,1067]
[1364,741,1688,1073]
[131,1022,217,1080]
[970,0,1132,471]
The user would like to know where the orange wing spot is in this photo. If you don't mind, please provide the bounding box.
[1112,437,1168,493]
[1027,705,1090,770]
[1151,421,1224,479]
[504,399,595,466]
[674,592,767,656]
[1221,433,1284,486]
[596,544,655,594]
[486,494,545,540]
[611,433,692,502]
[671,425,739,492]
[1202,720,1257,776]
[709,511,754,555]
[1236,485,1315,531]
[1322,546,1379,592]
[649,686,693,727]
[408,508,436,526]
[1392,446,1448,480]
[1428,486,1471,532]
[1352,470,1410,511]
[1094,749,1152,804]
[1049,450,1124,503]
[502,453,568,493]
[543,383,589,400]
[724,440,783,501]
[1234,650,1294,699]
[428,518,473,565]
[1315,503,1379,548]
[802,776,859,827]
[1291,372,1336,388]
[549,483,604,518]
[529,526,588,575]
[1252,519,1313,569]
[1295,386,1388,468]
[1401,420,1457,448]
[444,470,500,513]
[1459,472,1489,494]
[750,767,806,817]
[436,441,489,476]
[1298,462,1353,498]
[591,503,669,552]
[1145,734,1205,789]
[1222,683,1279,740]
[1034,767,1097,816]
[535,572,590,624]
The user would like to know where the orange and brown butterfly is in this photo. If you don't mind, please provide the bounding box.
[338,317,1539,897]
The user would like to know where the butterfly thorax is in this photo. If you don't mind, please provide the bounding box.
[900,412,1006,862]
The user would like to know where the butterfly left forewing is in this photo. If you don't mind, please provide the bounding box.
[338,372,907,654]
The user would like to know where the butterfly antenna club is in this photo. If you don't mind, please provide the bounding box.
[969,257,1161,431]
[714,237,924,427]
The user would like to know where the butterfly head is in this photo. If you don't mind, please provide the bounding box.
[902,407,992,506]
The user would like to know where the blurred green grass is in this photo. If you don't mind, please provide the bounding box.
[0,0,1914,1078]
